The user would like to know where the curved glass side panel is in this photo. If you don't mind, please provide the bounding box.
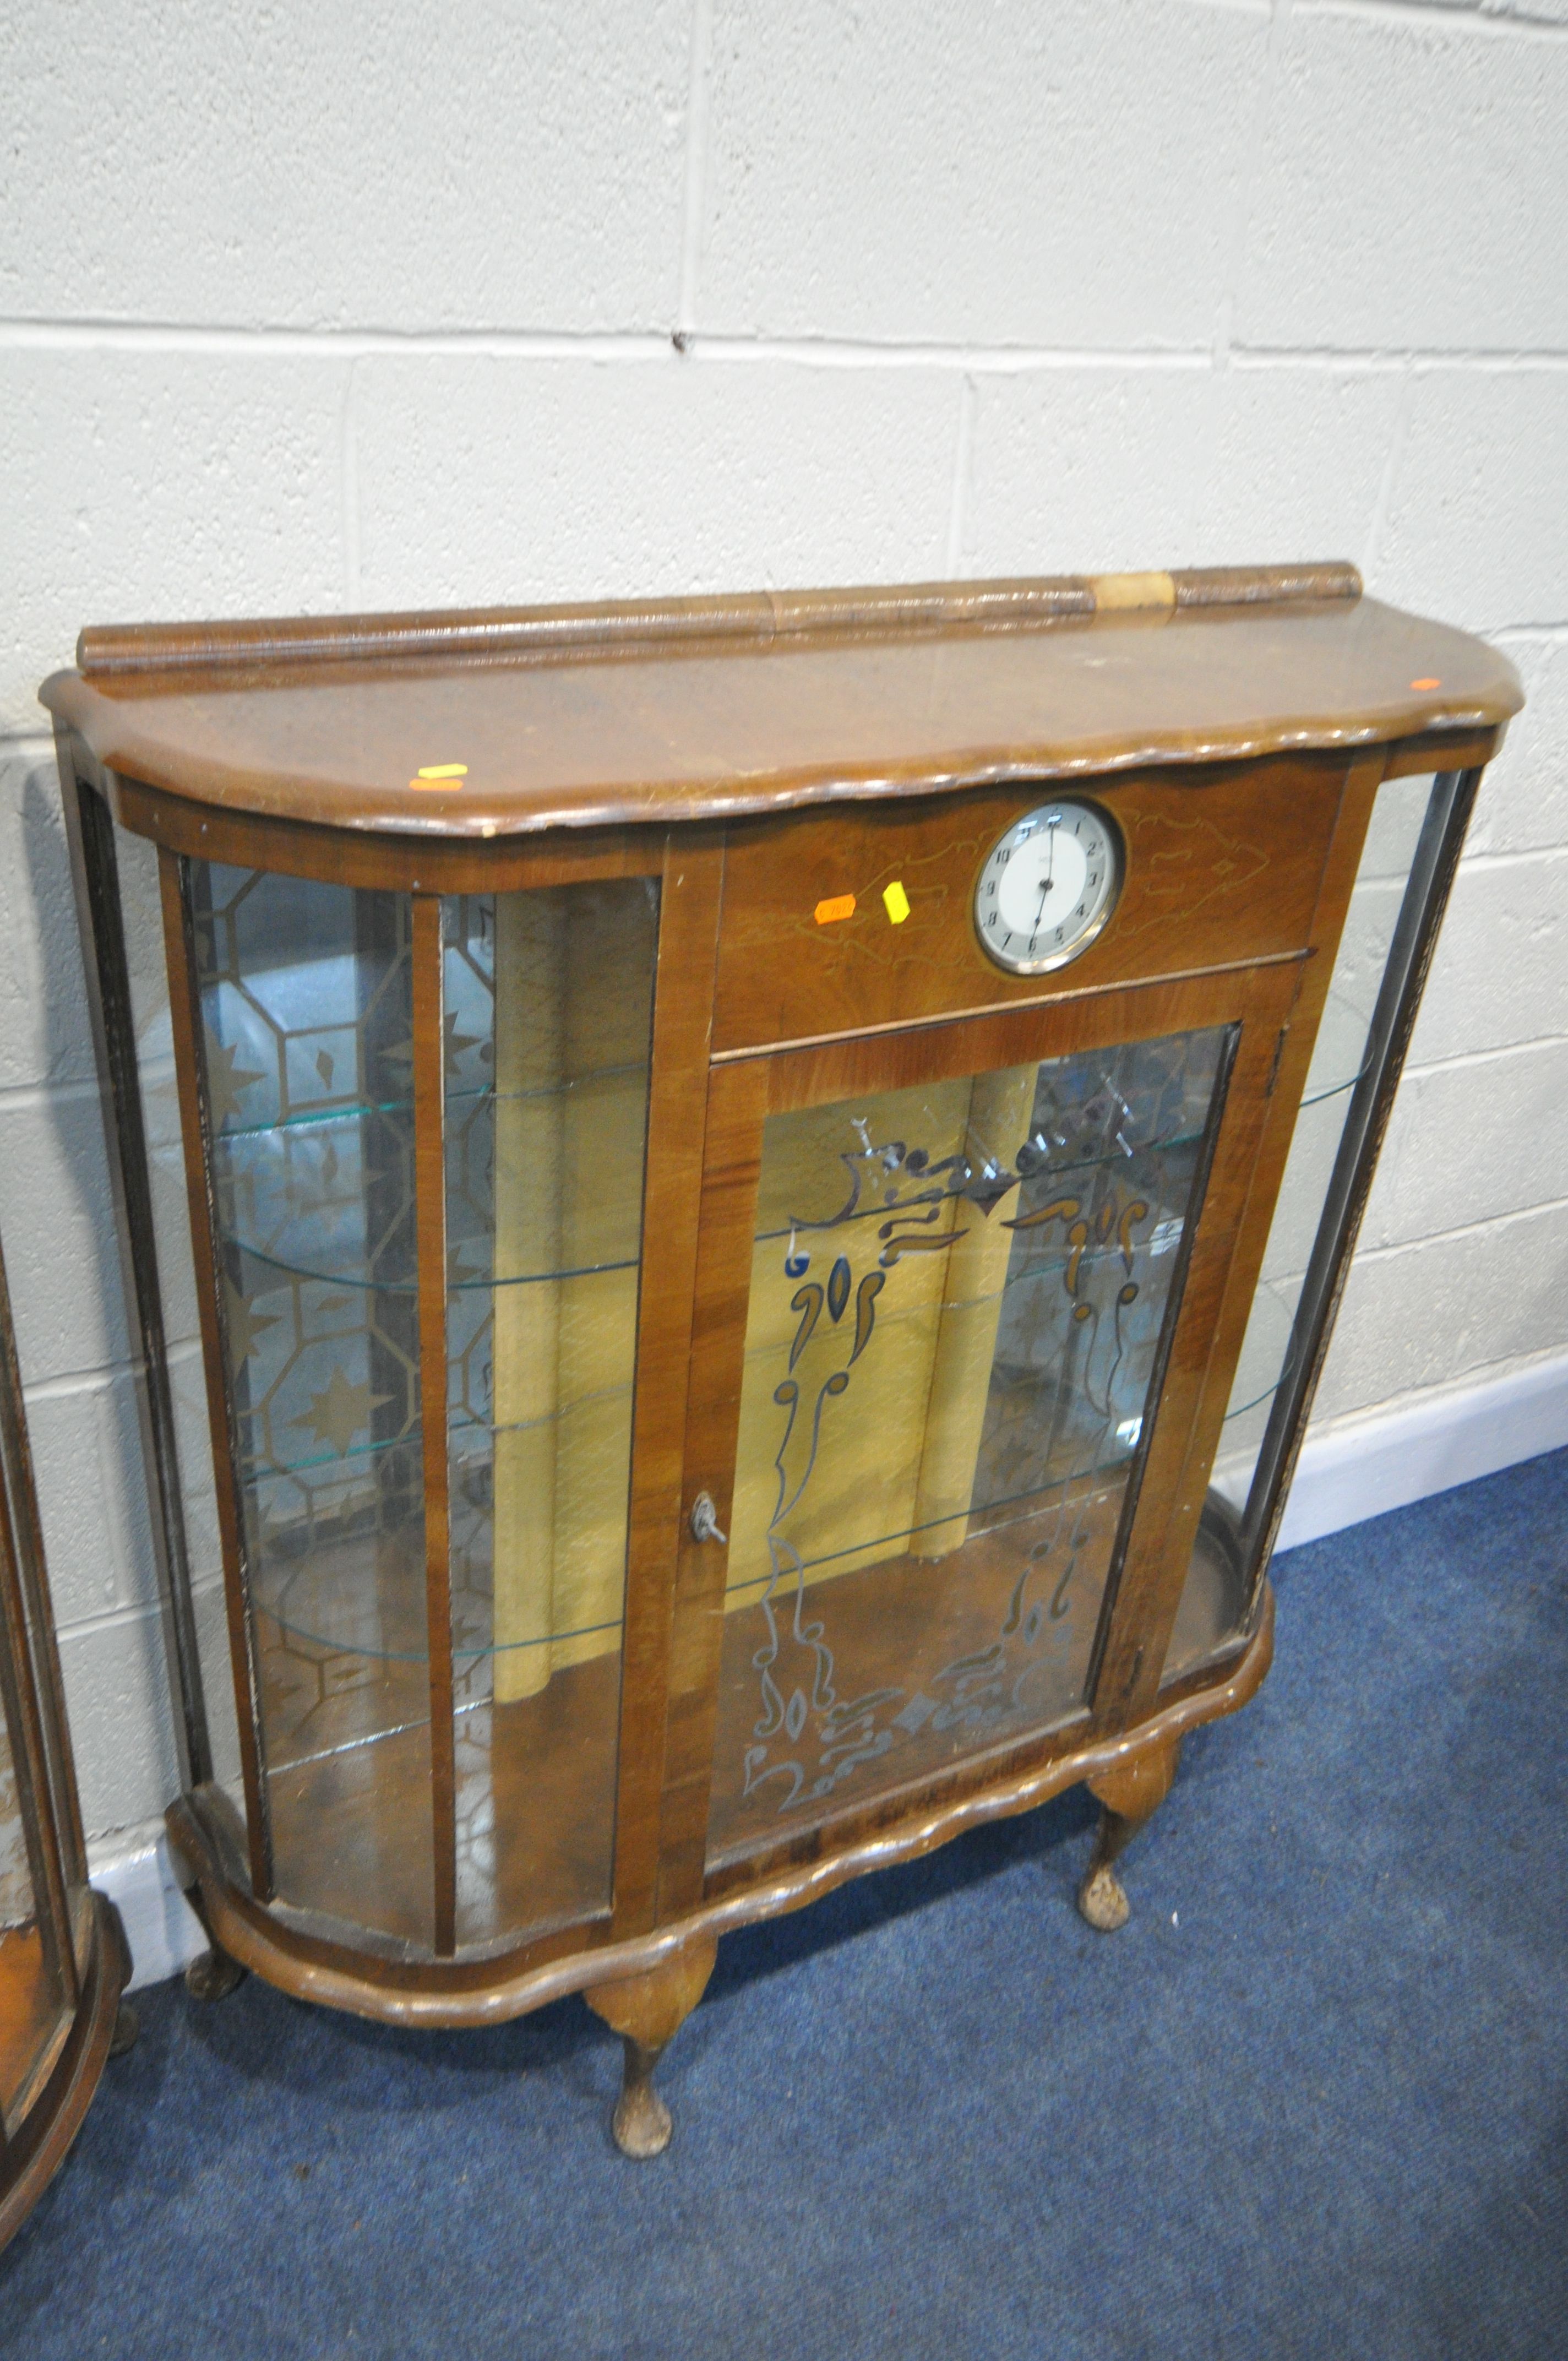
[706,1025,1231,1869]
[1162,775,1436,1685]
[115,826,244,1836]
[0,1700,62,2136]
[0,1257,70,2133]
[444,882,658,1948]
[192,864,431,1946]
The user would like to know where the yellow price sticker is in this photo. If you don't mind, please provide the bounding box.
[409,763,469,791]
[883,879,911,925]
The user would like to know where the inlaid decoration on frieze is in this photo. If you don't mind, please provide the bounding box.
[1113,808,1270,940]
[706,1024,1233,1864]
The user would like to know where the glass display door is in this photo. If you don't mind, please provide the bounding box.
[676,962,1303,1884]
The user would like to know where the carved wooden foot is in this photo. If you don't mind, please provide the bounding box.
[1077,1734,1183,1933]
[584,1934,717,2160]
[612,2037,672,2159]
[108,2000,140,2056]
[184,1945,246,2002]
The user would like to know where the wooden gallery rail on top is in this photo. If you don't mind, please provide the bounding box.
[43,565,1520,2156]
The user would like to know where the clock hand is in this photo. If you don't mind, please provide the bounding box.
[1032,823,1058,932]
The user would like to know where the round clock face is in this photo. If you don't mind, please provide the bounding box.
[974,799,1121,975]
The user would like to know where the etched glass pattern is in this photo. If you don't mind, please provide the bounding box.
[443,881,658,1945]
[193,865,431,1944]
[706,1026,1230,1865]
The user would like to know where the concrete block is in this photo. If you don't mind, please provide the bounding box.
[1375,370,1568,635]
[699,0,1270,345]
[20,1369,157,1628]
[1362,1038,1568,1253]
[0,1084,128,1384]
[162,1342,223,1589]
[55,1607,179,1841]
[963,365,1400,576]
[1419,0,1568,21]
[1317,1198,1568,1422]
[0,349,349,737]
[0,2,688,330]
[0,748,96,1091]
[1359,770,1439,888]
[353,355,958,608]
[1467,637,1568,859]
[1250,825,1479,1291]
[1238,7,1568,351]
[1323,874,1406,1044]
[1409,848,1568,1065]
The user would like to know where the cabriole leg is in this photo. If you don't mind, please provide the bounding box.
[1077,1734,1183,1933]
[584,1933,718,2159]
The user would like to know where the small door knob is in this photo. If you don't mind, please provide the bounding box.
[689,1492,728,1546]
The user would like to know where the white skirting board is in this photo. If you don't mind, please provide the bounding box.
[1270,1348,1568,1553]
[89,1348,1568,1995]
[89,1823,208,1991]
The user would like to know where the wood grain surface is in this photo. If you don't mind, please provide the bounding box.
[40,574,1518,842]
[712,755,1344,1053]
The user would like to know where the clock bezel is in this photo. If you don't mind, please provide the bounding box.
[972,795,1125,977]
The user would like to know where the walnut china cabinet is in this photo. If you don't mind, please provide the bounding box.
[45,564,1519,2156]
[0,1224,134,2246]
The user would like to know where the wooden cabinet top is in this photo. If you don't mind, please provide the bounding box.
[41,562,1521,842]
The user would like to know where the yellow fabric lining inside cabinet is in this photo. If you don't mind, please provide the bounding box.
[489,885,654,1698]
[724,1063,1038,1613]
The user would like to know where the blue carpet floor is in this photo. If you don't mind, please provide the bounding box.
[3,1448,1565,2360]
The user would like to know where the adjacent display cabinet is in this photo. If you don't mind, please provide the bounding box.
[0,1225,133,2248]
[45,564,1520,2156]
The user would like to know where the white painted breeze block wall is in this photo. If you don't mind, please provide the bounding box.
[2,1,1566,1979]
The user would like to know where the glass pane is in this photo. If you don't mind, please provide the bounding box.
[444,880,658,1947]
[1161,775,1435,1685]
[707,1025,1231,1867]
[193,864,431,1946]
[117,825,246,1833]
[0,1673,64,2130]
